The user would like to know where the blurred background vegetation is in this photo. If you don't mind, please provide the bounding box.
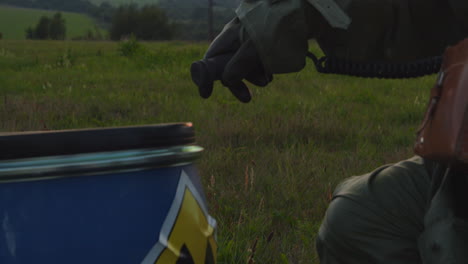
[0,0,236,41]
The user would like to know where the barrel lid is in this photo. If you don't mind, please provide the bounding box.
[0,123,196,160]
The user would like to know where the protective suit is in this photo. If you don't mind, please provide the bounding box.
[191,0,468,101]
[191,1,468,263]
[316,156,433,264]
[236,0,468,73]
[316,156,468,264]
[317,38,468,264]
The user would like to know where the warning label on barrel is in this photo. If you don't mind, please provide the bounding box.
[141,170,217,264]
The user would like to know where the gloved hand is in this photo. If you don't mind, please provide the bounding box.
[190,18,273,103]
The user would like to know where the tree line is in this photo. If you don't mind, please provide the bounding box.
[26,12,66,40]
[13,0,237,40]
[110,4,174,41]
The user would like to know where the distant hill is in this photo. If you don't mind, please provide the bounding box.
[0,0,238,40]
[89,0,239,8]
[0,0,94,13]
[0,5,104,40]
[0,0,238,10]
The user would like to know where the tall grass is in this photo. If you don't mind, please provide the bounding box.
[0,39,435,263]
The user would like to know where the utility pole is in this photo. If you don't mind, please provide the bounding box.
[208,0,214,40]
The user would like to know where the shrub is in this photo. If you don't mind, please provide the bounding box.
[118,35,143,57]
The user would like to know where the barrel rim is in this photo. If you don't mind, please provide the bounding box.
[0,145,203,183]
[0,123,195,160]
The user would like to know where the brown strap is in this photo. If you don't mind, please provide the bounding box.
[416,71,445,134]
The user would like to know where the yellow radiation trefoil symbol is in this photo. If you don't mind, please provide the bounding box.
[141,171,217,264]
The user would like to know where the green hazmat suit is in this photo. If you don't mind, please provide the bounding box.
[191,0,468,101]
[235,0,468,74]
[316,156,468,263]
[232,0,468,263]
[317,156,432,263]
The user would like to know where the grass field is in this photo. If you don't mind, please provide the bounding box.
[0,39,436,263]
[0,5,104,40]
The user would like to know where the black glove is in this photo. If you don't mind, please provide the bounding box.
[190,18,273,103]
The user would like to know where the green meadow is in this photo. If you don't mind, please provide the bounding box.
[0,5,103,40]
[0,39,435,263]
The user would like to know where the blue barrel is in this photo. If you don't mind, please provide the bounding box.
[0,123,216,264]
